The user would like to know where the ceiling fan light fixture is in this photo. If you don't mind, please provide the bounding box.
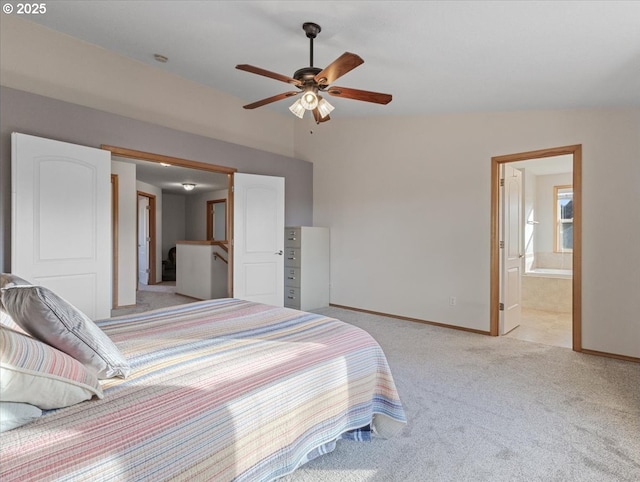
[300,90,319,110]
[289,98,306,118]
[237,22,392,122]
[317,97,335,118]
[182,183,196,191]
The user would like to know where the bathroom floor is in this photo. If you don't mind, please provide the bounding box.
[504,308,572,348]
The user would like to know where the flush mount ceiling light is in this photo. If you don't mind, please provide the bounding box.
[236,22,392,124]
[160,162,171,167]
[182,183,196,191]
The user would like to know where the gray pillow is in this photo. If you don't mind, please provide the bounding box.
[1,285,131,379]
[0,273,32,312]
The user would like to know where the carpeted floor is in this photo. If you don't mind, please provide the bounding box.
[284,307,640,482]
[110,290,196,317]
[108,294,640,481]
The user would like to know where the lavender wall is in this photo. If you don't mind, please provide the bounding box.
[0,87,313,271]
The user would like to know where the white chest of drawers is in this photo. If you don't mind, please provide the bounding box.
[284,226,330,311]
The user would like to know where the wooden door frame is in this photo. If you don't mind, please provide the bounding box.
[111,174,119,308]
[137,191,157,285]
[206,198,227,241]
[101,145,236,297]
[490,145,582,352]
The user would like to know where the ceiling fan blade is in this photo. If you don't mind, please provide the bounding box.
[326,86,392,105]
[312,108,331,124]
[236,64,302,86]
[314,52,364,86]
[242,91,300,109]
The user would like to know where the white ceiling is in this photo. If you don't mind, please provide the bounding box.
[510,155,573,176]
[21,1,640,120]
[113,156,229,195]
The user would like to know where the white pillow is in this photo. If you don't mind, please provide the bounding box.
[0,402,42,432]
[1,285,131,379]
[0,327,104,410]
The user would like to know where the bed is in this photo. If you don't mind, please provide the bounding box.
[0,293,406,481]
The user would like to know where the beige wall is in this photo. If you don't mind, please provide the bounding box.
[0,15,295,158]
[2,14,638,359]
[295,109,640,359]
[111,160,137,307]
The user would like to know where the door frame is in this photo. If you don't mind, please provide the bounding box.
[137,191,156,285]
[101,145,237,296]
[111,174,119,308]
[206,198,227,241]
[490,144,582,351]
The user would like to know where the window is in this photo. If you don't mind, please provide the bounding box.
[554,185,573,252]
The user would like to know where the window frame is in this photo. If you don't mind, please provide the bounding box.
[554,184,573,253]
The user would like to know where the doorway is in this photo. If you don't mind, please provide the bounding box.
[103,145,236,307]
[137,192,156,286]
[206,199,227,241]
[490,145,582,352]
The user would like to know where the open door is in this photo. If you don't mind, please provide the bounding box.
[499,164,523,334]
[491,145,582,349]
[233,173,284,306]
[137,194,150,285]
[11,133,111,319]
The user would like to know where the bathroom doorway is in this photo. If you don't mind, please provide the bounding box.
[490,145,582,352]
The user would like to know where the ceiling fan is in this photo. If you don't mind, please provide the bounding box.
[236,22,392,124]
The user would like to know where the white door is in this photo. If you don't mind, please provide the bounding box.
[500,164,523,334]
[11,133,111,320]
[137,195,150,285]
[233,173,284,306]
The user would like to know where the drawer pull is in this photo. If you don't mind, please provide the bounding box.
[287,257,296,260]
[287,276,296,280]
[287,296,296,300]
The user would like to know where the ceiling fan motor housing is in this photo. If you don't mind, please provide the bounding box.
[302,22,321,39]
[293,67,323,86]
[236,20,392,119]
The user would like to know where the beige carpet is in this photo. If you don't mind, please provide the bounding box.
[108,295,640,481]
[285,306,639,481]
[110,290,196,317]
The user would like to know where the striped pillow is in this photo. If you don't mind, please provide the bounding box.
[1,286,131,379]
[0,327,103,410]
[0,310,30,336]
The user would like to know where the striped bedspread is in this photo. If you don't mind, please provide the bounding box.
[1,298,406,481]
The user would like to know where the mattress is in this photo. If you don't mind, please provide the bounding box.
[0,298,406,481]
